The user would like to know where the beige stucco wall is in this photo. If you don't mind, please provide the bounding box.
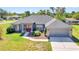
[15,24,19,32]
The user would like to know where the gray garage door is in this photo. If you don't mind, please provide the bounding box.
[48,28,70,37]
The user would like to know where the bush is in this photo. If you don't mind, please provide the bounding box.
[7,27,15,34]
[20,32,25,36]
[32,30,41,36]
[72,13,79,20]
[44,28,47,34]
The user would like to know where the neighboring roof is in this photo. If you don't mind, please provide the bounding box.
[47,20,71,29]
[65,18,76,21]
[13,15,53,24]
[13,15,70,28]
[6,15,20,18]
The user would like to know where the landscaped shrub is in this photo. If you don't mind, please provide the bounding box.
[20,32,25,36]
[32,30,41,36]
[44,28,47,36]
[7,27,15,34]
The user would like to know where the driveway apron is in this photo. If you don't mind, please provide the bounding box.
[50,37,79,51]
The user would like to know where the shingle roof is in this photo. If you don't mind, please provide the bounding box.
[13,15,53,24]
[47,20,71,29]
[13,15,70,28]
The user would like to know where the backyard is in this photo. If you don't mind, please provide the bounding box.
[0,23,52,51]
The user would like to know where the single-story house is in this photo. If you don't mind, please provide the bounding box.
[6,15,21,20]
[65,18,79,25]
[12,15,71,37]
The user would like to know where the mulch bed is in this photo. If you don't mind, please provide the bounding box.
[28,33,48,40]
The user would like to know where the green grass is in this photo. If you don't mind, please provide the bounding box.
[0,24,52,51]
[0,20,16,24]
[72,25,79,45]
[72,25,79,39]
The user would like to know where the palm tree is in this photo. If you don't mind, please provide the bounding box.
[50,7,56,17]
[0,8,7,18]
[55,7,65,21]
[46,10,53,16]
[56,7,65,14]
[50,7,65,21]
[37,10,46,15]
[50,7,55,13]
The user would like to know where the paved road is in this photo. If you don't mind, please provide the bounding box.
[50,37,79,51]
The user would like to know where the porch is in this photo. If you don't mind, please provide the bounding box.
[22,23,45,33]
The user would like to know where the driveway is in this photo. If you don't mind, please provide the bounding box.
[50,37,79,51]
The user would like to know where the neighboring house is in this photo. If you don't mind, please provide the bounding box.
[6,15,21,20]
[12,15,71,37]
[65,18,79,25]
[0,18,3,21]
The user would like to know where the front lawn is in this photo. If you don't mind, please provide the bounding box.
[0,24,52,51]
[72,25,79,45]
[72,25,79,39]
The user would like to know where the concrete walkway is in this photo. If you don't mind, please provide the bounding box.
[23,36,48,41]
[50,37,79,51]
[23,32,29,36]
[23,32,48,41]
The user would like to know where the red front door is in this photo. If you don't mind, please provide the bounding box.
[26,28,31,32]
[25,23,32,32]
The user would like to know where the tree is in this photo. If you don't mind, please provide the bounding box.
[0,8,8,18]
[72,13,79,20]
[64,13,72,18]
[71,11,75,15]
[46,10,53,17]
[25,11,30,16]
[55,7,65,21]
[50,7,55,13]
[31,12,36,15]
[55,7,65,14]
[50,7,66,20]
[19,13,26,18]
[37,10,46,15]
[46,10,50,15]
[55,11,65,21]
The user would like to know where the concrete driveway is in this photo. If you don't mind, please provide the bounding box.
[50,37,79,51]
